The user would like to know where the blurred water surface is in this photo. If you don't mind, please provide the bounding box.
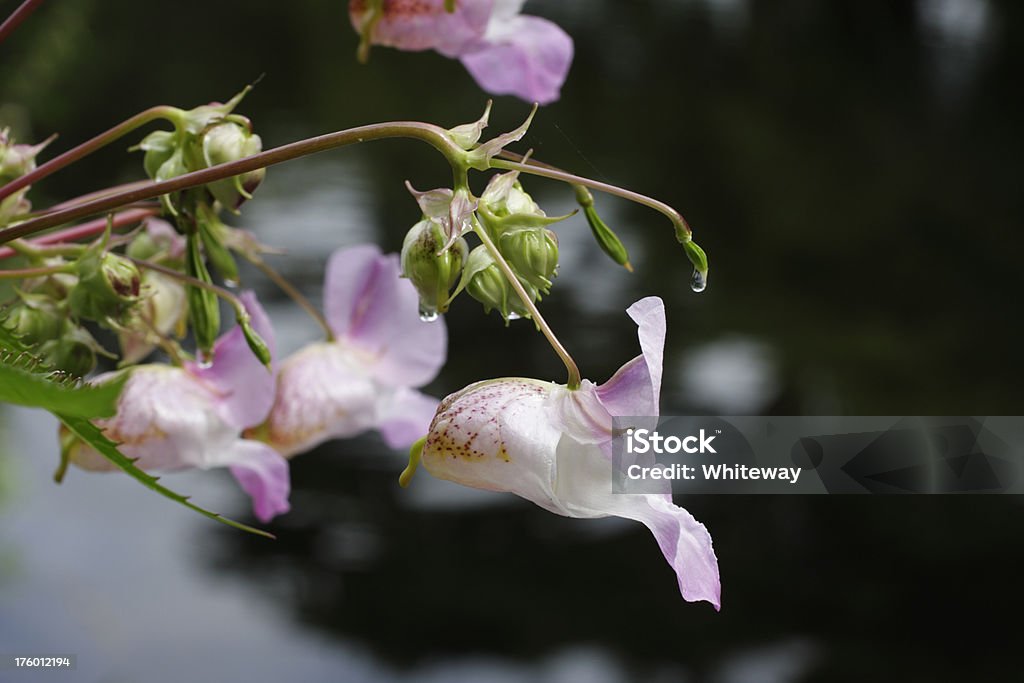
[2,1,1023,681]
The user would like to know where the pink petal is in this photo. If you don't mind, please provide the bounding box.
[460,15,573,104]
[267,343,380,457]
[323,245,447,388]
[188,291,277,430]
[596,297,665,418]
[349,0,493,55]
[377,387,440,448]
[553,435,721,609]
[227,440,292,522]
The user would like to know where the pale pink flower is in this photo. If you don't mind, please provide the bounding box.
[416,297,722,608]
[350,0,573,104]
[266,245,446,456]
[69,293,290,522]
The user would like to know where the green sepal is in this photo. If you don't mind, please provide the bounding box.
[58,415,274,538]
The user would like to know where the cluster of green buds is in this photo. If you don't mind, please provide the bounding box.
[135,88,264,216]
[0,128,51,227]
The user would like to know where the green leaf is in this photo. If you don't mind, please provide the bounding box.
[0,350,127,418]
[57,414,274,539]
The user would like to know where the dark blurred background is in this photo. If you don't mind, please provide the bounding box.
[1,1,1023,681]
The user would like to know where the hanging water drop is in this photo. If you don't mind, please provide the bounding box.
[197,352,214,369]
[418,304,439,322]
[506,312,522,321]
[223,278,239,289]
[690,268,707,293]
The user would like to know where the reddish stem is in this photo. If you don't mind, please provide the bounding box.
[0,207,157,260]
[0,0,44,44]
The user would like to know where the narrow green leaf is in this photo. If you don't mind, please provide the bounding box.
[57,414,274,539]
[0,350,127,418]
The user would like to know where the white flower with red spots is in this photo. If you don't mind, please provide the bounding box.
[413,297,722,608]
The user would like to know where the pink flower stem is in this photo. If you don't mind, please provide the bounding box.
[490,156,694,242]
[0,121,465,246]
[0,207,157,260]
[0,106,182,203]
[0,0,44,44]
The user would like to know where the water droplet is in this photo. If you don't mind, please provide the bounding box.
[506,312,522,321]
[418,304,439,322]
[690,269,707,293]
[223,279,239,289]
[197,353,214,369]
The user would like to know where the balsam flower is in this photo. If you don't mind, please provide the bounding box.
[67,293,291,522]
[410,297,721,608]
[349,0,573,104]
[264,244,446,456]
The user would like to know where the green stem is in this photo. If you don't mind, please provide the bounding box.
[0,106,182,203]
[473,219,582,389]
[0,263,75,279]
[489,157,693,242]
[0,0,45,44]
[0,121,463,246]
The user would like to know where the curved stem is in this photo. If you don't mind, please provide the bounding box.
[489,157,693,242]
[0,106,182,203]
[0,121,463,246]
[473,221,582,389]
[0,208,157,260]
[0,0,44,45]
[126,256,247,319]
[242,252,334,341]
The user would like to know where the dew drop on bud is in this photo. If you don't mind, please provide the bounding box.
[418,304,439,322]
[506,312,522,321]
[223,279,239,289]
[690,269,707,293]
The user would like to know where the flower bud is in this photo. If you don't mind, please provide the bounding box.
[499,227,559,295]
[3,292,64,343]
[581,200,632,271]
[69,250,142,322]
[202,122,265,212]
[38,321,102,376]
[0,128,50,182]
[463,246,537,323]
[118,271,188,364]
[400,219,467,317]
[683,239,709,293]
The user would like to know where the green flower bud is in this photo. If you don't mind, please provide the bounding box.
[463,246,537,323]
[582,203,632,272]
[185,233,220,356]
[38,321,102,376]
[118,270,188,364]
[499,227,559,295]
[683,239,709,293]
[241,318,272,368]
[202,122,265,212]
[0,128,50,182]
[68,250,141,322]
[400,219,467,317]
[3,292,64,343]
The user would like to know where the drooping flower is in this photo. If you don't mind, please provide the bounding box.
[349,0,574,105]
[410,297,721,608]
[67,292,291,522]
[263,244,446,457]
